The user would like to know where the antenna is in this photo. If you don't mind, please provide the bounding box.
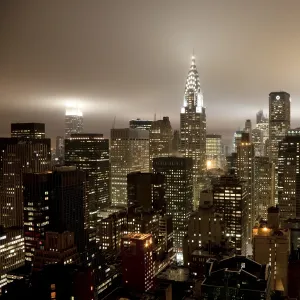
[154,112,156,121]
[112,116,116,129]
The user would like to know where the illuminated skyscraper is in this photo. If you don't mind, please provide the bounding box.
[0,138,51,228]
[110,128,149,206]
[206,134,223,170]
[65,134,110,235]
[278,128,300,220]
[149,116,172,170]
[269,92,290,203]
[253,110,269,157]
[153,156,193,257]
[11,123,45,139]
[65,104,83,139]
[129,119,152,131]
[180,56,206,207]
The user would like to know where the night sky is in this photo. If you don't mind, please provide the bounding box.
[1,0,300,145]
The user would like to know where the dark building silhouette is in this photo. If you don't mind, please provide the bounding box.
[11,123,45,139]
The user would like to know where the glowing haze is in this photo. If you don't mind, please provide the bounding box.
[1,0,300,144]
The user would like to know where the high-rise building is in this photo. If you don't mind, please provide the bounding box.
[237,140,254,254]
[278,128,300,220]
[0,138,51,227]
[257,109,268,124]
[0,227,24,292]
[172,130,180,154]
[252,128,264,157]
[127,172,165,211]
[232,131,248,153]
[153,156,193,256]
[129,119,153,131]
[33,231,80,272]
[244,119,252,141]
[65,134,110,233]
[254,156,275,220]
[11,123,45,139]
[255,110,269,155]
[23,172,51,265]
[65,104,83,139]
[212,175,248,255]
[55,136,64,165]
[206,134,223,170]
[180,55,206,207]
[253,207,290,296]
[121,233,154,292]
[110,128,149,206]
[149,117,172,170]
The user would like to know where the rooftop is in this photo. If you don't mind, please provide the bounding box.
[122,233,152,241]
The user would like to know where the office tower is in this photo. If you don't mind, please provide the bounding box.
[33,231,80,272]
[121,233,154,292]
[183,191,224,266]
[11,123,45,139]
[0,227,24,292]
[257,109,268,124]
[252,128,263,156]
[110,128,149,206]
[201,256,271,300]
[0,138,51,227]
[244,119,252,141]
[129,119,153,130]
[149,117,172,170]
[65,134,110,233]
[253,207,290,295]
[127,172,165,211]
[212,175,247,255]
[55,136,64,165]
[65,104,83,138]
[232,130,249,153]
[153,156,193,256]
[206,134,223,170]
[237,140,254,254]
[254,157,275,220]
[256,110,269,144]
[23,173,51,265]
[172,130,180,153]
[278,128,300,220]
[226,153,237,175]
[180,55,206,206]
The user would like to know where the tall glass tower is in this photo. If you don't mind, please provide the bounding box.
[180,55,206,208]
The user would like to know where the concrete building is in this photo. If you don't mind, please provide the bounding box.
[110,128,149,206]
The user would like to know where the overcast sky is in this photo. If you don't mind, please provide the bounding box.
[1,0,300,145]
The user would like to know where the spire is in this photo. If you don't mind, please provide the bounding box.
[184,55,201,96]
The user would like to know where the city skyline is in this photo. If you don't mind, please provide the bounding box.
[1,1,300,144]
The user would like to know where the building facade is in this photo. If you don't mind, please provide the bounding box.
[129,119,153,131]
[206,134,223,170]
[11,123,45,139]
[65,104,83,138]
[110,128,149,206]
[180,56,206,207]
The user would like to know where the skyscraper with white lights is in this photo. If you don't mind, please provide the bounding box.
[180,56,206,207]
[65,104,83,138]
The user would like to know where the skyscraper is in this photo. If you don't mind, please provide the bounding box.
[278,128,300,220]
[65,104,83,138]
[153,156,193,257]
[55,136,64,165]
[206,134,223,170]
[65,133,110,232]
[180,55,206,207]
[244,119,252,142]
[129,119,153,131]
[0,138,51,227]
[11,123,45,139]
[149,116,172,170]
[110,128,149,206]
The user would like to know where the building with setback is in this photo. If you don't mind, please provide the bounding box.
[64,104,83,139]
[110,128,149,206]
[11,123,45,139]
[0,138,51,228]
[153,156,193,257]
[65,133,110,236]
[278,128,300,220]
[212,175,248,255]
[149,117,172,170]
[180,55,206,208]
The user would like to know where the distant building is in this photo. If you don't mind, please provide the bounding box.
[129,119,153,131]
[65,133,110,236]
[149,117,172,170]
[110,128,149,206]
[206,134,223,170]
[11,123,45,139]
[244,119,252,141]
[55,136,64,165]
[0,138,51,227]
[253,206,290,295]
[65,104,83,138]
[33,231,80,272]
[172,130,180,154]
[201,256,271,300]
[232,131,248,153]
[121,233,154,292]
[0,227,24,293]
[153,156,193,255]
